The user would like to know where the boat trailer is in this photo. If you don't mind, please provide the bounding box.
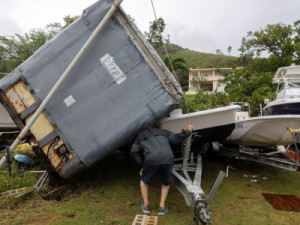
[218,127,300,172]
[171,135,235,224]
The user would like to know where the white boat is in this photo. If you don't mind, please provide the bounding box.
[226,114,300,146]
[157,105,240,143]
[263,65,300,115]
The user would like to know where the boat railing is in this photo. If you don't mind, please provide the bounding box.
[229,102,251,119]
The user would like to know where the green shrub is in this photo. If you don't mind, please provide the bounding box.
[181,90,228,113]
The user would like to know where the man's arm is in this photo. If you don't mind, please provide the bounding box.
[130,143,143,166]
[168,125,194,144]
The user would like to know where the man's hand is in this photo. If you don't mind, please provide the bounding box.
[139,169,143,176]
[187,125,194,132]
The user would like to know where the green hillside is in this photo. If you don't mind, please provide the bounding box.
[156,43,241,69]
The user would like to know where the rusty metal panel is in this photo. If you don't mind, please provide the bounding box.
[41,139,73,170]
[5,81,35,114]
[13,82,35,107]
[0,0,184,179]
[5,88,27,114]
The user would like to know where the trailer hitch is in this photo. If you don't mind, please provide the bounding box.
[190,166,236,225]
[172,136,236,224]
[193,194,212,225]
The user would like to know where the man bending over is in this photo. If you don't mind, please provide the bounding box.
[130,124,194,215]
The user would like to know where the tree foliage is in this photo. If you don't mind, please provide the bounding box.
[239,22,299,66]
[182,89,228,113]
[224,58,278,114]
[0,30,48,73]
[0,15,78,75]
[224,20,300,115]
[145,18,189,90]
[294,19,300,61]
[162,56,189,90]
[216,49,223,55]
[227,46,232,56]
[144,17,169,50]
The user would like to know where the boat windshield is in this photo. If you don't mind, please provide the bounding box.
[277,83,289,92]
[277,80,300,93]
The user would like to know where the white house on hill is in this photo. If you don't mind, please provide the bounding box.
[186,67,243,94]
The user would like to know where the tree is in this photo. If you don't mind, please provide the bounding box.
[239,23,296,66]
[225,20,300,114]
[216,49,223,55]
[144,17,169,49]
[223,58,278,114]
[294,20,300,63]
[0,15,78,75]
[238,36,255,67]
[162,56,189,91]
[227,46,232,56]
[0,29,48,73]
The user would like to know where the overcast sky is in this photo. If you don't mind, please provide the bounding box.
[1,0,300,56]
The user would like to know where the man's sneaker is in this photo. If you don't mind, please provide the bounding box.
[158,206,168,215]
[140,204,150,213]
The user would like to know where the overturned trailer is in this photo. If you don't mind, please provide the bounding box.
[0,0,184,179]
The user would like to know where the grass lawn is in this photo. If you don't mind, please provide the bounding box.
[0,151,300,225]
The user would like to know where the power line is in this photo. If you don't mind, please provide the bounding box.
[150,0,191,123]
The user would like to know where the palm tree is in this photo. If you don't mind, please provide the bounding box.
[162,56,189,90]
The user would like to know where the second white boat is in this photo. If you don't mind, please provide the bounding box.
[226,115,300,146]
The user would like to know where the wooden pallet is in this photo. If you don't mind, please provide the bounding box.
[132,215,158,225]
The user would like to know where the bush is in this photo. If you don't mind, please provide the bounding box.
[181,89,228,113]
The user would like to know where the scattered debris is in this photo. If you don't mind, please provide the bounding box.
[14,154,34,165]
[250,180,258,183]
[132,215,158,225]
[238,195,253,200]
[0,187,28,198]
[262,176,268,180]
[42,181,79,200]
[14,143,36,158]
[15,171,48,198]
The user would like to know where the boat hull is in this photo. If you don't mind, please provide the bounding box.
[193,123,235,143]
[226,115,300,146]
[157,105,240,143]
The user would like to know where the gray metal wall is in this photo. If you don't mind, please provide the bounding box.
[0,0,184,178]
